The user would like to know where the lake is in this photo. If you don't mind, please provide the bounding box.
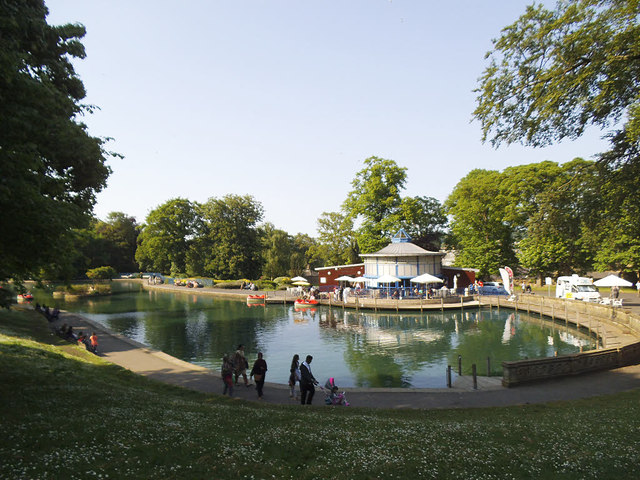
[34,281,594,388]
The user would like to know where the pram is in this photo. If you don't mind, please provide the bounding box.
[321,377,349,406]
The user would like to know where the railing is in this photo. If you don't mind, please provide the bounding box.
[478,294,640,386]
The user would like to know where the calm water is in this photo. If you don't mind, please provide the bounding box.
[34,282,594,388]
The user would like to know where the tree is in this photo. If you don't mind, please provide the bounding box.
[201,194,264,279]
[135,199,201,275]
[444,169,517,277]
[310,212,359,266]
[93,212,139,273]
[260,224,293,279]
[86,266,117,281]
[398,196,448,251]
[0,0,113,285]
[474,0,640,158]
[342,156,407,253]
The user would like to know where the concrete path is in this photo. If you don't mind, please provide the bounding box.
[45,288,640,410]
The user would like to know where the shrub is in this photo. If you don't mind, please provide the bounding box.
[86,266,117,281]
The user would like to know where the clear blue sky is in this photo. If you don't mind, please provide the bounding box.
[46,0,610,236]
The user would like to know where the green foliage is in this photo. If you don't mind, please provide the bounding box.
[0,0,113,284]
[86,266,117,281]
[310,211,359,266]
[135,198,202,274]
[474,0,640,154]
[201,195,264,280]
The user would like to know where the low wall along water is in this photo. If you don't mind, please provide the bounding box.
[479,295,640,386]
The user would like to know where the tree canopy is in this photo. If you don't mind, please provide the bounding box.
[0,0,113,284]
[474,0,640,159]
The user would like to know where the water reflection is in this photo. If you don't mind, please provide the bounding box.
[32,282,594,388]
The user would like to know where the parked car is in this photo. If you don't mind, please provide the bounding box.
[478,285,509,296]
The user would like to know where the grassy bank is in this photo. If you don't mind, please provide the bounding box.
[1,309,640,479]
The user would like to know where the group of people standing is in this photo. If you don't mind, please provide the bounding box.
[221,349,320,405]
[221,344,267,399]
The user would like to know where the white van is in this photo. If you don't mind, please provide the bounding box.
[556,275,601,302]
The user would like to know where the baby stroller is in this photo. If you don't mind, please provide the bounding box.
[322,377,349,406]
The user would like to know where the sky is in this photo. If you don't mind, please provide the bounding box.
[46,0,611,236]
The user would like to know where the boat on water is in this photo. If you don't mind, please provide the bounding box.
[17,293,33,302]
[294,299,319,307]
[247,294,266,300]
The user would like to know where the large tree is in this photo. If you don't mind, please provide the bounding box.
[201,194,264,280]
[342,156,407,253]
[135,199,201,275]
[310,212,359,267]
[0,0,112,286]
[473,0,640,276]
[474,0,640,156]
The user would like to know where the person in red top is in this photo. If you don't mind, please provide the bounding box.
[89,332,98,354]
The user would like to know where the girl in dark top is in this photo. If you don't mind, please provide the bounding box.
[288,354,300,399]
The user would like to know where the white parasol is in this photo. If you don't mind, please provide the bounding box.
[594,274,633,287]
[291,276,308,283]
[376,274,401,284]
[335,275,355,282]
[410,273,444,284]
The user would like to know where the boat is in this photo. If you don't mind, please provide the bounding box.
[294,299,319,307]
[17,293,34,302]
[247,294,266,300]
[246,294,266,305]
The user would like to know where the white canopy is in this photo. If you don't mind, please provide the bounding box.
[335,275,354,282]
[291,276,308,283]
[594,274,633,287]
[375,274,401,284]
[292,281,310,286]
[351,276,369,284]
[410,273,444,284]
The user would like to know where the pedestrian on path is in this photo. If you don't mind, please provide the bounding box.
[636,281,640,296]
[250,352,268,399]
[289,354,300,399]
[221,354,234,397]
[89,332,98,354]
[300,355,318,405]
[233,344,251,387]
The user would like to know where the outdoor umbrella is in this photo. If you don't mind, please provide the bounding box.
[351,276,369,284]
[335,275,355,282]
[292,281,310,286]
[593,274,633,287]
[410,273,444,284]
[376,274,401,284]
[291,276,308,283]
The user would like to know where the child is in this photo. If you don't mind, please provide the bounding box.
[89,332,98,354]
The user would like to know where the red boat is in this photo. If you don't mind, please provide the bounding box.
[294,299,319,307]
[247,294,266,300]
[17,293,34,302]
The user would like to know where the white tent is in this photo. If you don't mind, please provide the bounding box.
[291,276,308,283]
[410,273,444,284]
[594,275,633,287]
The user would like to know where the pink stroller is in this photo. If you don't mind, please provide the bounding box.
[322,377,349,406]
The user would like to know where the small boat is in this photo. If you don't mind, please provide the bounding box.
[17,293,34,302]
[247,294,266,300]
[294,299,319,307]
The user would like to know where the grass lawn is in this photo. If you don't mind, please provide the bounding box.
[2,308,640,479]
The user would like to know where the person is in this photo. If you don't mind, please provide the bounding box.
[637,281,640,297]
[300,355,318,405]
[77,331,88,347]
[250,352,268,399]
[221,354,234,397]
[233,344,250,387]
[89,332,98,354]
[288,354,300,399]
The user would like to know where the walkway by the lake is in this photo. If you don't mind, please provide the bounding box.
[45,285,640,409]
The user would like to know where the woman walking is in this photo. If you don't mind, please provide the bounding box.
[221,354,234,397]
[288,354,300,399]
[250,352,268,399]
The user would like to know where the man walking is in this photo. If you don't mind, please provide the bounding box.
[300,355,318,405]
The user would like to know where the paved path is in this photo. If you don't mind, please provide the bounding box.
[46,288,640,410]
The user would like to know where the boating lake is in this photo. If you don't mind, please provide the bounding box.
[33,281,595,388]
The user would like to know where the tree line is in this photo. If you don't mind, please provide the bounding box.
[2,0,639,301]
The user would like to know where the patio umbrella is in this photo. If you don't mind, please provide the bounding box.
[376,274,401,283]
[594,274,633,287]
[335,275,355,282]
[410,273,444,284]
[351,276,369,284]
[291,276,308,283]
[292,281,310,286]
